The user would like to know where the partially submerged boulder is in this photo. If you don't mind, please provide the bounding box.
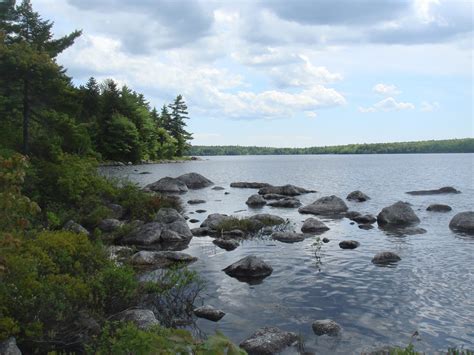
[213,238,239,251]
[377,201,420,227]
[246,194,267,207]
[212,186,225,190]
[177,172,213,189]
[267,197,301,208]
[427,204,452,212]
[449,211,474,234]
[301,217,330,233]
[406,186,460,195]
[271,231,306,243]
[240,327,298,355]
[312,320,341,336]
[191,227,210,236]
[371,251,401,265]
[347,190,370,202]
[230,182,271,189]
[352,214,377,224]
[299,195,348,216]
[339,240,360,249]
[193,305,225,322]
[130,250,197,268]
[187,199,206,205]
[258,184,315,196]
[262,193,287,200]
[223,255,273,282]
[114,309,159,330]
[146,177,188,193]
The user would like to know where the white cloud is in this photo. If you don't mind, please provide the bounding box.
[373,83,401,96]
[359,97,415,113]
[420,101,440,112]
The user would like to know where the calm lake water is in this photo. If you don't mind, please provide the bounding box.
[101,154,474,354]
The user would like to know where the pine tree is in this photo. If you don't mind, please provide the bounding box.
[0,0,81,154]
[159,104,172,132]
[168,95,192,156]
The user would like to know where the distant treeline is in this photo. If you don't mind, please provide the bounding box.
[190,138,474,156]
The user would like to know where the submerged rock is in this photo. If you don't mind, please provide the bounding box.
[347,190,370,202]
[188,219,199,223]
[187,199,206,205]
[63,220,90,236]
[301,217,330,233]
[195,209,207,213]
[339,240,360,249]
[223,255,273,282]
[427,204,452,212]
[258,184,315,196]
[231,182,271,189]
[271,231,306,243]
[240,327,298,355]
[312,320,341,336]
[406,186,460,195]
[146,177,188,193]
[246,194,267,207]
[267,197,302,208]
[213,238,239,251]
[352,214,377,224]
[371,251,401,265]
[212,186,225,190]
[193,305,225,322]
[262,193,287,200]
[176,172,213,189]
[130,250,197,268]
[449,211,474,234]
[377,201,420,227]
[299,195,348,216]
[114,309,159,330]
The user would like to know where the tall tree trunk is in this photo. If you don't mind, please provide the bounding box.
[22,73,30,155]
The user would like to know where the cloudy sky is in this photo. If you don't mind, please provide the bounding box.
[34,0,472,147]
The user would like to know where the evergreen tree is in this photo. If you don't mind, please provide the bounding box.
[0,0,81,154]
[159,104,172,132]
[168,95,192,156]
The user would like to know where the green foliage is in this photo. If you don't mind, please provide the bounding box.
[189,138,474,156]
[102,113,141,163]
[215,216,282,233]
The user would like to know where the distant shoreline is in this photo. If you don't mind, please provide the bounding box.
[189,138,474,156]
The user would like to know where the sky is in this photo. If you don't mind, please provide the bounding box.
[33,0,473,147]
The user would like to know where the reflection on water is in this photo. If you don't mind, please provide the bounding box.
[101,154,474,353]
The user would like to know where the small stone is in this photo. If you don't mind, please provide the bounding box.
[194,305,225,321]
[189,219,200,223]
[212,186,225,190]
[240,327,298,355]
[322,237,330,243]
[188,199,206,205]
[213,238,239,251]
[339,240,360,249]
[371,251,401,265]
[312,320,341,336]
[346,190,370,202]
[195,209,207,213]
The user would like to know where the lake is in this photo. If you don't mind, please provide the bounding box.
[101,154,474,354]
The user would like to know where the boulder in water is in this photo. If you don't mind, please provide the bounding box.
[240,327,298,355]
[213,238,239,251]
[146,177,188,193]
[449,211,474,234]
[371,251,401,265]
[427,204,452,212]
[346,190,370,202]
[268,197,301,208]
[377,201,420,227]
[312,320,341,336]
[246,194,267,207]
[301,217,330,233]
[271,231,306,243]
[130,250,197,268]
[406,186,460,195]
[299,195,348,216]
[176,172,213,189]
[193,305,225,321]
[223,255,273,282]
[230,182,271,188]
[339,240,360,249]
[258,184,315,196]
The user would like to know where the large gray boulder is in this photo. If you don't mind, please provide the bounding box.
[301,217,330,233]
[449,211,474,234]
[377,201,420,227]
[130,250,197,268]
[177,172,213,189]
[223,255,273,281]
[246,194,267,207]
[240,327,298,355]
[371,251,401,265]
[299,195,348,216]
[114,309,159,330]
[230,182,271,189]
[0,337,21,355]
[193,305,225,322]
[267,197,301,208]
[122,222,163,246]
[146,177,188,193]
[63,220,90,236]
[271,231,306,243]
[258,184,315,196]
[312,320,341,336]
[406,186,460,195]
[347,190,370,202]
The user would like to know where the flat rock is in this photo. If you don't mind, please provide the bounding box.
[427,204,452,212]
[406,186,460,195]
[195,209,207,213]
[258,184,315,196]
[240,327,298,355]
[299,195,348,216]
[377,201,420,227]
[268,197,301,208]
[339,240,360,249]
[194,305,225,321]
[271,231,306,243]
[176,172,213,189]
[98,218,123,232]
[312,320,341,336]
[347,190,370,202]
[212,186,225,190]
[301,217,330,233]
[213,238,239,251]
[246,194,267,207]
[230,182,271,189]
[187,199,206,205]
[145,177,188,193]
[223,255,273,281]
[0,337,21,355]
[352,214,377,224]
[371,251,401,265]
[130,250,197,268]
[63,220,90,236]
[250,214,285,226]
[114,309,159,330]
[262,193,288,200]
[449,211,474,234]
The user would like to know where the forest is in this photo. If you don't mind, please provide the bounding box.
[190,138,474,156]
